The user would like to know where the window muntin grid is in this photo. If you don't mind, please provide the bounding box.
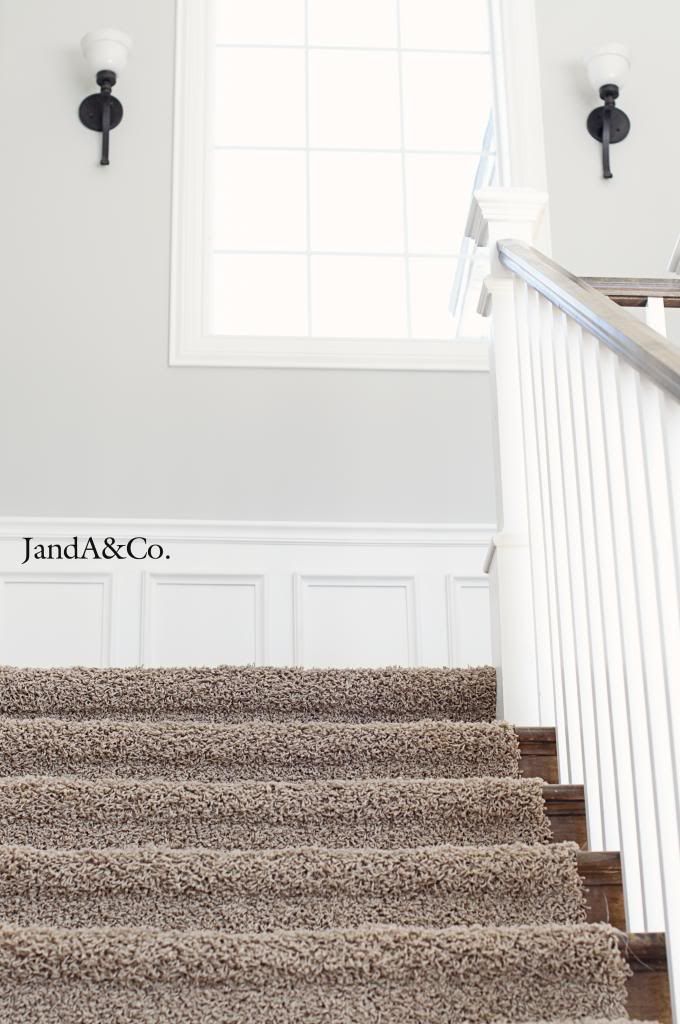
[209,0,493,341]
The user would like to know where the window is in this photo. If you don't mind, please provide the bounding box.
[171,0,498,369]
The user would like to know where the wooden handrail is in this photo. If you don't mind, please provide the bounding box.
[582,277,680,308]
[498,239,680,402]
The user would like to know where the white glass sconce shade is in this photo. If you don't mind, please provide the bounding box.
[585,43,631,92]
[81,28,132,76]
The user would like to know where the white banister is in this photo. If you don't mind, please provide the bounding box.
[479,187,680,1015]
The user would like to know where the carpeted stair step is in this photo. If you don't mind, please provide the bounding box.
[0,717,520,781]
[0,664,496,722]
[0,842,586,930]
[0,776,552,849]
[0,922,630,1023]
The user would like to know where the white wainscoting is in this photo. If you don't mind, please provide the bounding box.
[0,519,493,669]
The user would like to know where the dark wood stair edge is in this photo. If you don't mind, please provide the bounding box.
[552,818,670,1021]
[621,932,672,1024]
[582,275,680,308]
[517,727,559,784]
[577,851,626,930]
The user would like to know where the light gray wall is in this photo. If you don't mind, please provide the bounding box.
[535,0,680,277]
[0,0,495,523]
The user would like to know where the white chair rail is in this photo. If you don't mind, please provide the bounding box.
[477,188,680,1014]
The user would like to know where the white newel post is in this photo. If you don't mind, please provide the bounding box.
[473,187,549,725]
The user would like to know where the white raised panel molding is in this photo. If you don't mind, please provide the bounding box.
[0,572,113,668]
[0,518,493,669]
[141,573,266,667]
[293,574,420,668]
[447,575,492,668]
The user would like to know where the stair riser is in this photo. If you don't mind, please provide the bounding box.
[577,852,626,930]
[517,727,559,784]
[544,786,587,847]
[623,933,671,1024]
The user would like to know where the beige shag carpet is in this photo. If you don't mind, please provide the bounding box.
[0,923,630,1023]
[0,925,630,1019]
[0,664,497,722]
[0,717,520,781]
[0,774,551,850]
[0,664,646,1022]
[0,842,586,930]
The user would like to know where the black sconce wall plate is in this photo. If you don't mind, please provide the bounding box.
[79,70,124,166]
[587,84,630,179]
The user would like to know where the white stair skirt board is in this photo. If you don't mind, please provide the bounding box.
[0,519,493,670]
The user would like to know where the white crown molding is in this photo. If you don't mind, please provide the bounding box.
[0,518,495,548]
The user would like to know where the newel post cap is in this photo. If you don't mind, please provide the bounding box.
[469,187,549,247]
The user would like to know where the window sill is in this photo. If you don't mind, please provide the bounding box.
[168,335,490,371]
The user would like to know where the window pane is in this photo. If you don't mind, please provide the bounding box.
[409,257,456,338]
[215,0,306,45]
[308,50,401,149]
[308,0,397,47]
[399,0,489,51]
[212,151,307,251]
[207,1,494,344]
[311,256,408,337]
[310,152,404,253]
[402,53,492,150]
[212,254,308,335]
[214,49,306,147]
[406,154,478,253]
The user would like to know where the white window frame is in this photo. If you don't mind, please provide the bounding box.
[169,0,544,371]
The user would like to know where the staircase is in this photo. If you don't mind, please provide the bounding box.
[0,664,670,1022]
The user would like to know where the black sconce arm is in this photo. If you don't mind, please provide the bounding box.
[587,84,630,180]
[78,69,124,166]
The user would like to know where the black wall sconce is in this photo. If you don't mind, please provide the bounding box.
[585,44,631,179]
[78,29,132,166]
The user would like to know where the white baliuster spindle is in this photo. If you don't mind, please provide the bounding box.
[550,317,605,852]
[514,280,556,728]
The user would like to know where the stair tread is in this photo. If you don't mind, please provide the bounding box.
[0,922,630,1024]
[0,716,521,782]
[0,840,587,930]
[0,664,496,723]
[0,774,552,850]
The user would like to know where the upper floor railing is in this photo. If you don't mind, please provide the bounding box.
[476,187,680,1017]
